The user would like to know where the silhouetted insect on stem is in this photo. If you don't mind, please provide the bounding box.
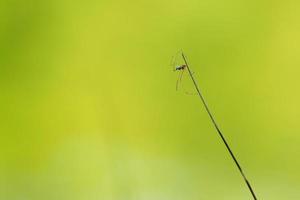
[171,53,195,93]
[174,64,187,91]
[174,51,258,200]
[171,51,188,91]
[174,64,187,71]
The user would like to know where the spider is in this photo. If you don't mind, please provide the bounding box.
[171,52,194,93]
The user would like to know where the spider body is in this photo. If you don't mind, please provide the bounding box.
[175,64,186,71]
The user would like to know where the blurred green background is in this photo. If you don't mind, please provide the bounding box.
[1,0,300,199]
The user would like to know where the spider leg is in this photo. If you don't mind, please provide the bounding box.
[171,50,184,71]
[176,69,185,91]
[170,55,176,71]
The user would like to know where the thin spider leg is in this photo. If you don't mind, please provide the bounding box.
[170,51,182,71]
[170,55,176,71]
[176,69,185,91]
[179,68,185,82]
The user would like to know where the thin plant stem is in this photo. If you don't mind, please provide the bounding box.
[181,52,258,200]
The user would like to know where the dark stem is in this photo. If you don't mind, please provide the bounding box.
[181,53,258,200]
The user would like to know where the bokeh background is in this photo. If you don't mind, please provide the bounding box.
[1,0,300,199]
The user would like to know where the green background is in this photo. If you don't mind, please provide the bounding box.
[1,0,300,199]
